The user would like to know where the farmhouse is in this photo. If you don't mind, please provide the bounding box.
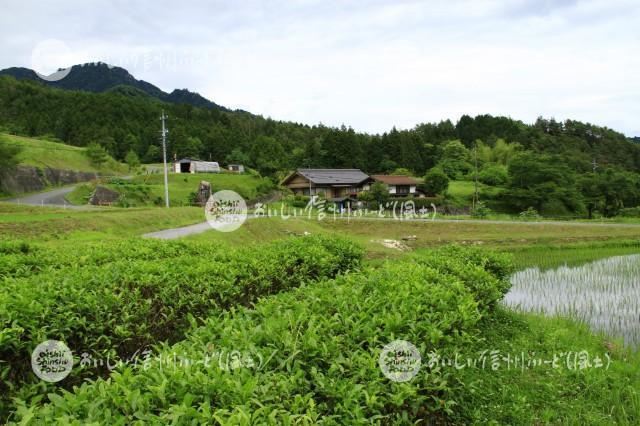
[174,158,220,174]
[282,168,374,211]
[371,175,421,197]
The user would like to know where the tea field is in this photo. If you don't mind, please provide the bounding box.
[1,203,639,424]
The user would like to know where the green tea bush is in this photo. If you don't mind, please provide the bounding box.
[0,239,202,279]
[13,246,510,424]
[411,245,514,312]
[0,235,363,418]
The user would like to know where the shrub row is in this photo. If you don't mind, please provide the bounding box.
[411,244,514,312]
[13,246,512,424]
[0,235,363,419]
[0,239,227,280]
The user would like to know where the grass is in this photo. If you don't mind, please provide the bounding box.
[509,240,640,270]
[188,216,640,259]
[3,133,126,175]
[64,183,94,205]
[447,180,501,207]
[0,203,203,241]
[66,172,274,206]
[450,307,640,424]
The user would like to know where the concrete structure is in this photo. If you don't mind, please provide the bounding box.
[227,164,245,173]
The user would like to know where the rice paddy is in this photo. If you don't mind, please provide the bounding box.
[504,254,640,349]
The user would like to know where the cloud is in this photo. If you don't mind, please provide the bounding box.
[0,0,638,135]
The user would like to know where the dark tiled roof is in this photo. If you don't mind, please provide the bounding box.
[371,175,420,185]
[296,169,370,185]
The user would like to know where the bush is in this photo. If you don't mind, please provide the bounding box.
[85,143,108,167]
[420,167,450,196]
[15,246,511,424]
[412,245,514,310]
[478,164,508,186]
[617,206,640,218]
[471,201,492,219]
[519,207,541,221]
[0,236,364,417]
[287,194,310,208]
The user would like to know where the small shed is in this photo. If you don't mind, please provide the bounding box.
[174,158,220,174]
[228,164,245,174]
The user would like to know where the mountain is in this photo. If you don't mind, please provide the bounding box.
[630,136,640,144]
[0,62,231,112]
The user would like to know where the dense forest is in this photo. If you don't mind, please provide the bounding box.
[1,74,640,217]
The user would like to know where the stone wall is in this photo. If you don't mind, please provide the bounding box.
[0,165,98,194]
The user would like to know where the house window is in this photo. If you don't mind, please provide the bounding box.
[396,185,410,195]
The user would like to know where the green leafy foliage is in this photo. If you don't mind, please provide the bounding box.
[420,167,450,196]
[478,164,508,186]
[0,236,363,417]
[0,134,22,170]
[12,245,510,424]
[85,142,108,167]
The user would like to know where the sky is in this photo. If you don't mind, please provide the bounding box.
[1,0,639,136]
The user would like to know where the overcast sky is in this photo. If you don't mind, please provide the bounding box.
[1,0,639,136]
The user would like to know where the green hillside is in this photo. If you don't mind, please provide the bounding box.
[2,133,126,174]
[67,172,275,206]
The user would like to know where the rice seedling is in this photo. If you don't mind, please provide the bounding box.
[504,255,640,349]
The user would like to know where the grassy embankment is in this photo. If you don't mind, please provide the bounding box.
[2,133,125,175]
[0,133,126,197]
[67,172,274,206]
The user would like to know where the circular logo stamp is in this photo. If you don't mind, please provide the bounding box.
[204,190,248,232]
[378,339,421,382]
[31,39,75,82]
[31,340,73,382]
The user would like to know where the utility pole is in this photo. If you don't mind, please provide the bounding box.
[160,110,170,208]
[308,163,312,197]
[473,140,479,210]
[592,158,598,173]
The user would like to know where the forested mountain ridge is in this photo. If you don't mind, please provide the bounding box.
[2,68,640,216]
[0,63,231,112]
[0,70,638,180]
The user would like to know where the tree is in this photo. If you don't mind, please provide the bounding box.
[250,135,286,176]
[143,145,161,163]
[420,167,449,196]
[437,140,471,179]
[390,168,413,176]
[579,169,639,218]
[478,164,508,186]
[124,150,140,171]
[369,181,390,205]
[86,142,108,167]
[0,136,22,169]
[224,148,250,166]
[502,152,584,215]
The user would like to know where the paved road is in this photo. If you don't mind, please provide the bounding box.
[4,185,94,210]
[143,222,213,239]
